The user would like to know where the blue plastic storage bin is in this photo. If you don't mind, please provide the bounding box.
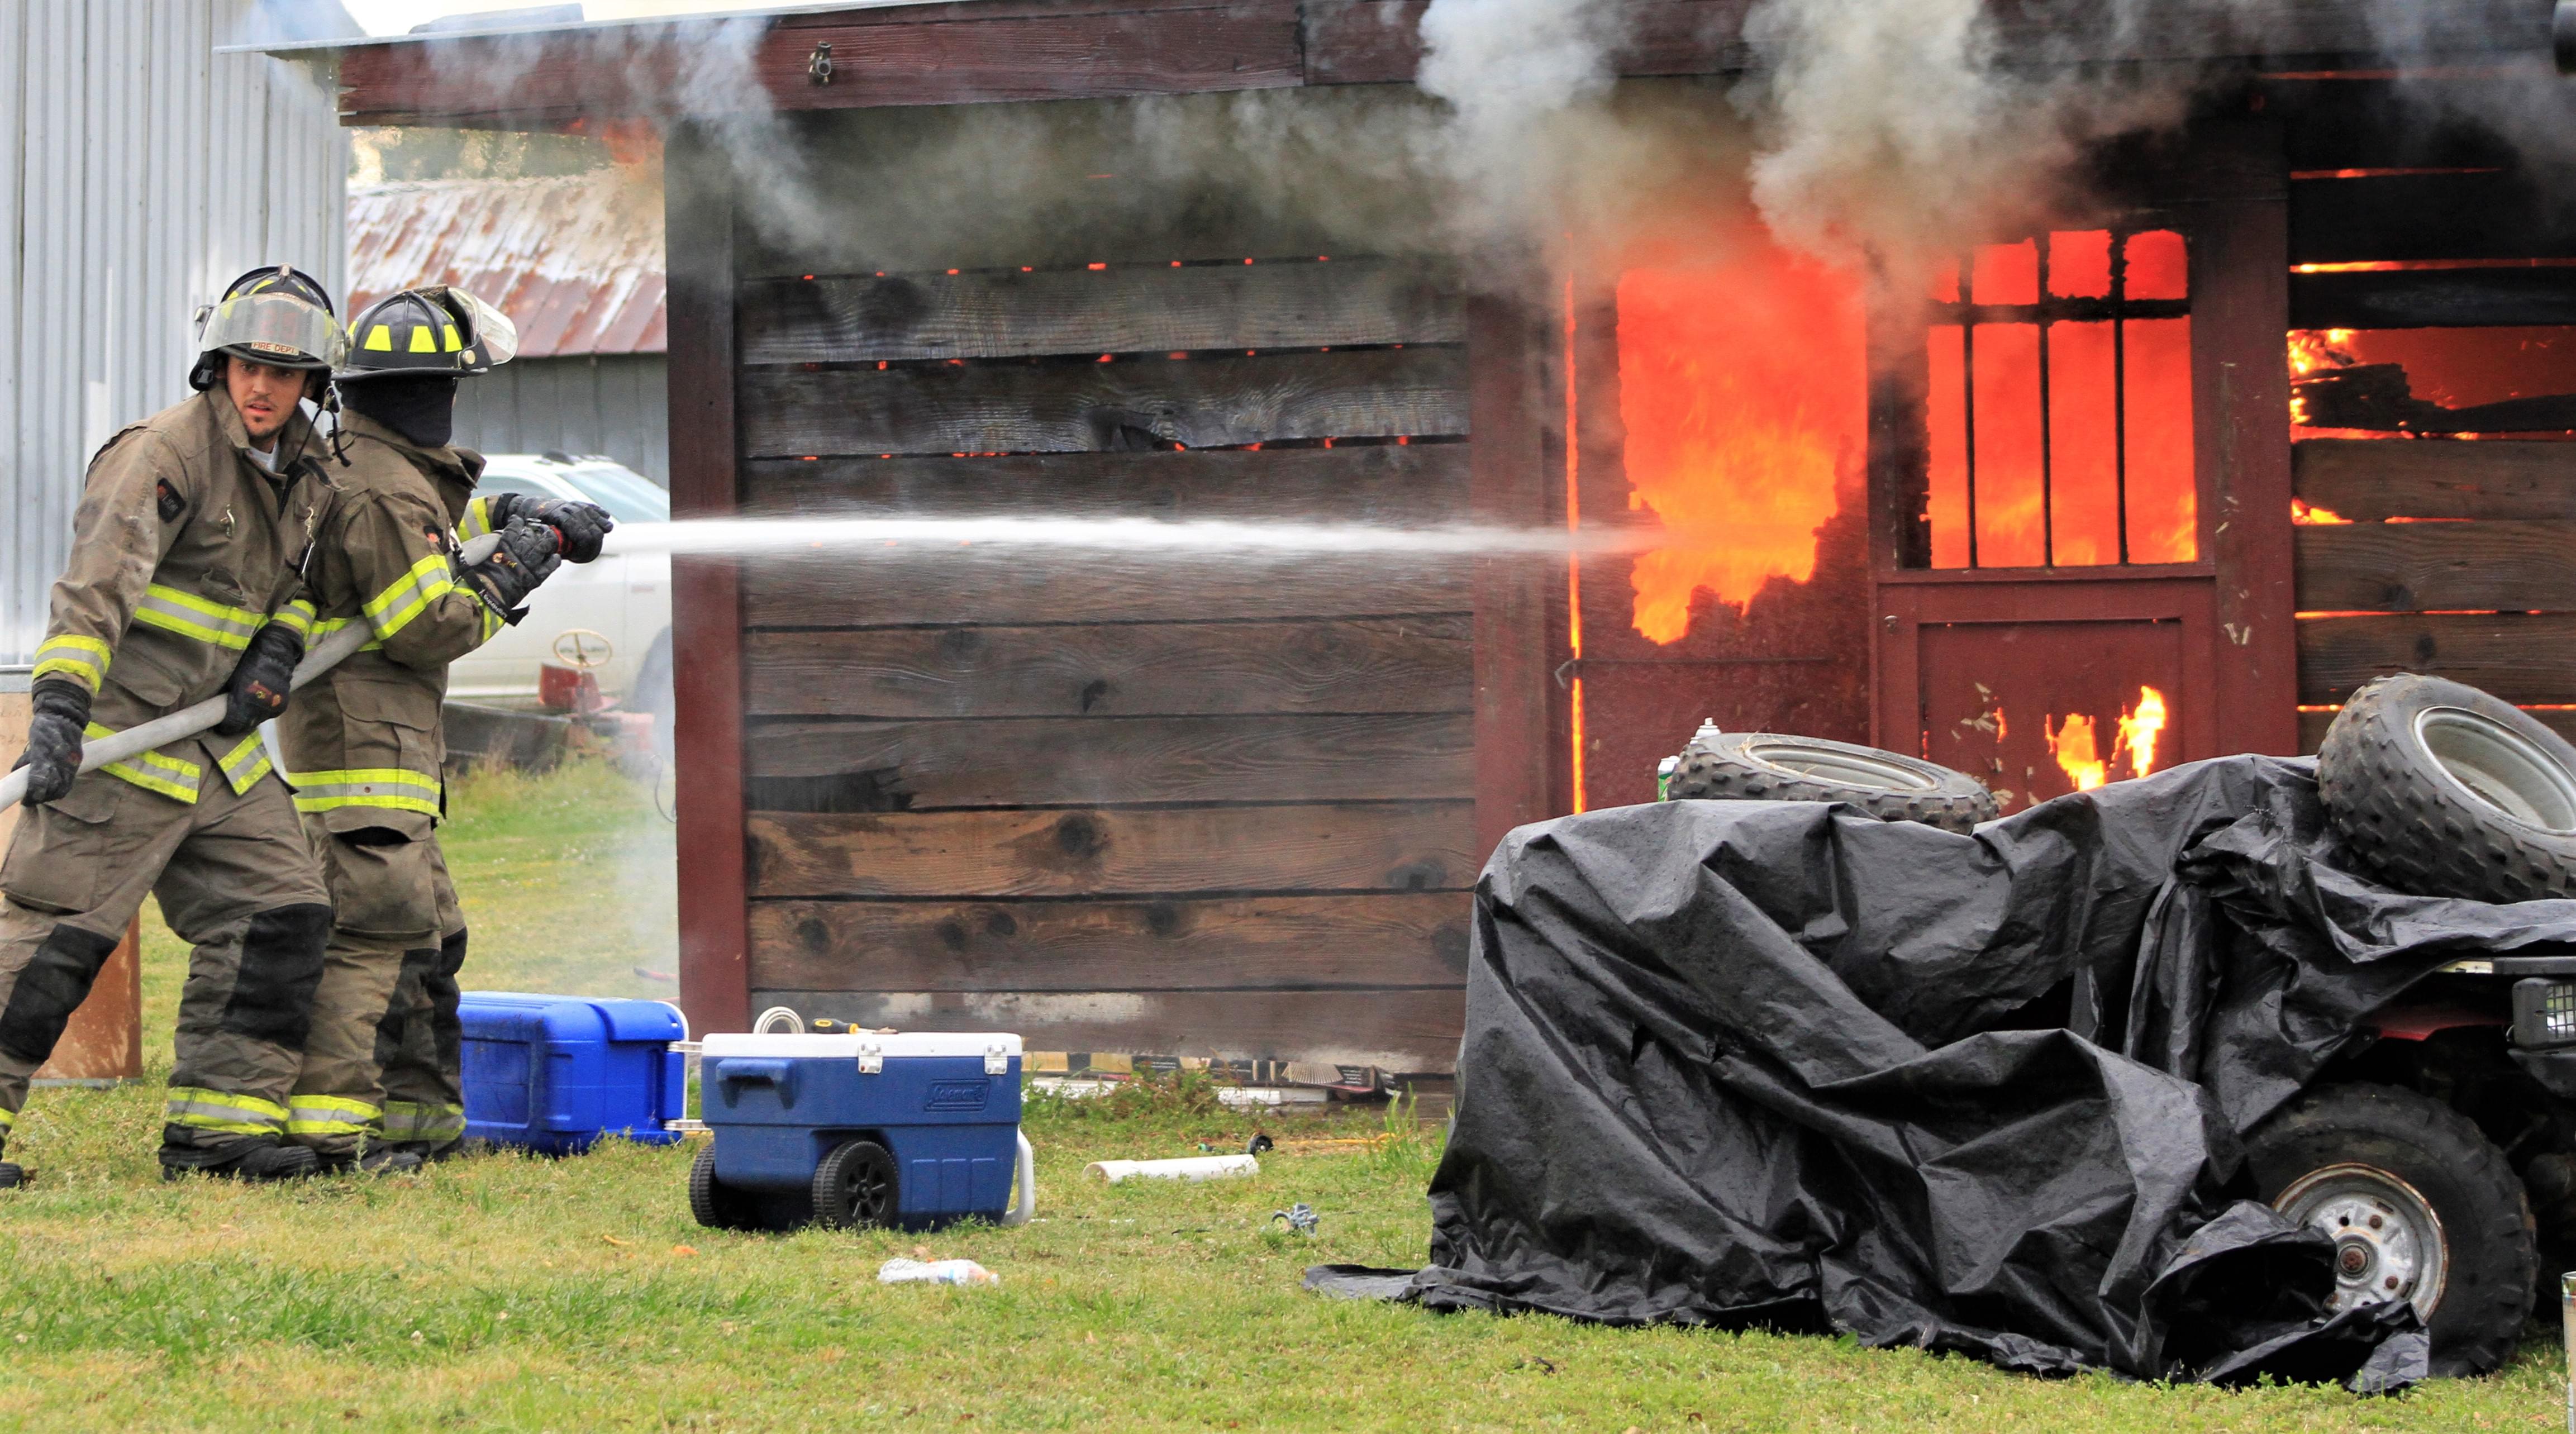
[459,992,689,1154]
[691,1031,1032,1232]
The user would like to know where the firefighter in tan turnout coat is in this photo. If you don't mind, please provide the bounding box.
[0,268,347,1185]
[280,286,609,1168]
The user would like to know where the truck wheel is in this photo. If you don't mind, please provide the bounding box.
[688,1144,764,1231]
[813,1140,901,1230]
[2318,673,2576,902]
[1665,731,1997,833]
[2243,1083,2536,1376]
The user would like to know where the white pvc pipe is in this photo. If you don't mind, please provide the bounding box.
[1003,1131,1037,1226]
[0,532,501,813]
[1086,1154,1259,1183]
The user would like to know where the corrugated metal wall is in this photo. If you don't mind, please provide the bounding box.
[451,353,672,485]
[0,1,350,664]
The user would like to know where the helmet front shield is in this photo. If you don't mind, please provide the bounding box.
[199,291,347,370]
[431,286,518,368]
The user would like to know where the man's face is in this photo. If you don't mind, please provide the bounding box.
[224,356,307,447]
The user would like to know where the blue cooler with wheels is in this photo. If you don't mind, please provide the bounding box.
[458,992,691,1154]
[690,1031,1033,1232]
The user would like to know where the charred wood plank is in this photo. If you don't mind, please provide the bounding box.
[749,892,1472,990]
[740,347,1468,456]
[1301,0,1756,85]
[737,441,1468,520]
[737,258,1461,364]
[2294,364,2576,434]
[745,617,1473,718]
[746,802,1479,898]
[2295,438,2576,520]
[2295,520,2576,612]
[745,712,1474,806]
[2289,171,2576,265]
[2290,268,2576,329]
[2298,611,2576,704]
[749,986,1466,1070]
[2299,704,2576,753]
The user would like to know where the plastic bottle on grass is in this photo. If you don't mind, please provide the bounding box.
[878,1257,998,1287]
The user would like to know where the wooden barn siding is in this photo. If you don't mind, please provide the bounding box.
[732,254,1474,1069]
[2294,440,2576,751]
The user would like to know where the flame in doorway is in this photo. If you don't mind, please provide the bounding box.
[1615,245,1867,645]
[2046,685,2169,792]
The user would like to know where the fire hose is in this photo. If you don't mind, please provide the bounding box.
[0,531,505,814]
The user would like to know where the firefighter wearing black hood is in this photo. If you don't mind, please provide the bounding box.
[0,266,346,1186]
[278,286,611,1168]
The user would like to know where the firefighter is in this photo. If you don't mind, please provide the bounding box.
[0,267,346,1186]
[279,285,611,1170]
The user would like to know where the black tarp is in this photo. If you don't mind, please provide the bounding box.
[1309,755,2576,1385]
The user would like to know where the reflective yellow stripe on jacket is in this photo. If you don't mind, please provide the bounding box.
[133,584,263,651]
[270,598,317,644]
[83,722,202,803]
[287,767,441,818]
[215,732,273,795]
[165,1087,288,1137]
[457,496,499,542]
[364,553,459,642]
[306,617,384,654]
[285,1094,380,1139]
[30,634,111,690]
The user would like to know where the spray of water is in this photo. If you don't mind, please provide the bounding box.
[614,517,1655,560]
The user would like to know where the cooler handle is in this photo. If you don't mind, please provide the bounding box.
[713,1056,799,1108]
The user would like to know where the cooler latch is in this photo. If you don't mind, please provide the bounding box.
[985,1042,1009,1076]
[857,1040,884,1075]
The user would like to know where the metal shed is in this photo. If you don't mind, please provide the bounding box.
[0,0,355,666]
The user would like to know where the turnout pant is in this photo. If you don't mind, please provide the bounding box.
[287,823,466,1157]
[0,768,330,1160]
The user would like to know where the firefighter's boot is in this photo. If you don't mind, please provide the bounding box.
[163,1138,318,1183]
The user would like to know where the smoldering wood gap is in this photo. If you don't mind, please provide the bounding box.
[318,1,2576,1067]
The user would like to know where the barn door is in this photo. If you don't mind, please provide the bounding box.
[1870,227,2230,813]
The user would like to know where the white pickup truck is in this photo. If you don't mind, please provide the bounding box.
[443,452,672,725]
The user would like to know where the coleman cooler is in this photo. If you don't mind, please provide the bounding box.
[689,1030,1034,1232]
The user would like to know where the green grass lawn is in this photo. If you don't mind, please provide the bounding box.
[5,761,2571,1430]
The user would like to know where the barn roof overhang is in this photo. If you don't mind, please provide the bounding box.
[235,0,2556,132]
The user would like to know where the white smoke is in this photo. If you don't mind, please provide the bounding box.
[1733,0,2190,273]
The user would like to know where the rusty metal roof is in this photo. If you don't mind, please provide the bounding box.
[346,170,665,358]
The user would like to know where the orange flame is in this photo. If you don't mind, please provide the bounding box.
[2046,713,2110,792]
[1616,244,1866,645]
[2045,684,2170,793]
[2288,328,2358,378]
[2290,498,2351,525]
[2118,686,2168,779]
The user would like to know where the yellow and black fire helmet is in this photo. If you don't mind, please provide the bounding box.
[188,265,345,392]
[337,286,520,384]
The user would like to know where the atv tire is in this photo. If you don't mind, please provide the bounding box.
[1664,731,1998,833]
[2318,673,2576,902]
[2242,1082,2536,1377]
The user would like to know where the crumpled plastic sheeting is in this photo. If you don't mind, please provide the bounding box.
[1310,756,2576,1385]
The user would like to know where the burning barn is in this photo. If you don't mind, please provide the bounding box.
[272,0,2576,1076]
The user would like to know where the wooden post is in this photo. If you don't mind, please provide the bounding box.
[2191,115,2301,756]
[0,688,141,1082]
[1468,293,1561,860]
[665,126,753,1036]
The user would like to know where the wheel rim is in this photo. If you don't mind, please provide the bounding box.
[847,1159,892,1223]
[2413,706,2576,832]
[2273,1163,2449,1319]
[1740,741,1942,793]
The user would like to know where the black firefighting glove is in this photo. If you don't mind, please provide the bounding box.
[491,493,615,564]
[461,516,564,622]
[12,677,90,806]
[214,620,306,737]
